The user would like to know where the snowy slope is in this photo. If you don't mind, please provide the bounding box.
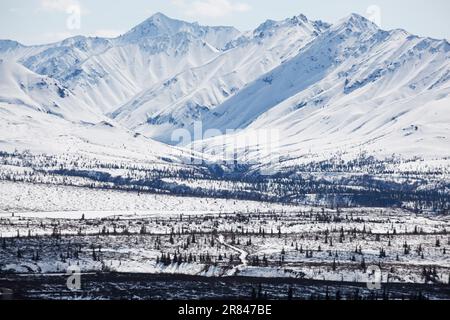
[0,60,197,166]
[0,59,102,122]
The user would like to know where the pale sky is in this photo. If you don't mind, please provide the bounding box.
[1,0,449,45]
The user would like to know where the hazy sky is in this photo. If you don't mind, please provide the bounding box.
[1,0,449,45]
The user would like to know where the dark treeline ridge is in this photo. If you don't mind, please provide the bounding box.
[0,151,448,213]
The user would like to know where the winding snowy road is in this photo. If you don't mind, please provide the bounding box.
[217,235,249,275]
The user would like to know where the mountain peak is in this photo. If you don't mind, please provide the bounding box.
[149,12,169,19]
[252,13,329,40]
[146,12,179,25]
[255,13,310,34]
[333,13,379,34]
[120,13,190,42]
[293,13,309,23]
[344,13,377,27]
[118,13,240,49]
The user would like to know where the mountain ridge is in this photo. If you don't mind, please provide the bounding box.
[0,12,448,172]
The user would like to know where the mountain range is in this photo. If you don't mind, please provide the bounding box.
[0,12,449,172]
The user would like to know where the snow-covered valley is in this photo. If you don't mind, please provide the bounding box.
[0,181,449,299]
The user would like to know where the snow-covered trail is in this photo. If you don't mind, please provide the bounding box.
[217,235,249,275]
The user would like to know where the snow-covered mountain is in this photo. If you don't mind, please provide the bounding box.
[0,13,238,165]
[0,12,449,171]
[192,14,450,169]
[111,14,330,143]
[0,59,197,166]
[1,13,240,114]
